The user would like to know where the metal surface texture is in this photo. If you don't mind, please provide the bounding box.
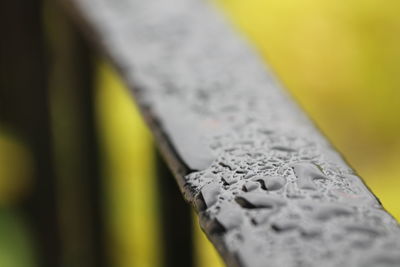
[64,0,400,266]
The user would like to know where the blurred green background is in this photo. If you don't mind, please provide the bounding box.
[0,0,399,266]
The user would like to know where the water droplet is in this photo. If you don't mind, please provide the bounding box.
[244,172,257,179]
[271,219,298,233]
[242,181,260,192]
[253,175,286,191]
[221,173,238,185]
[270,145,297,152]
[214,203,243,231]
[219,161,235,171]
[312,203,353,221]
[235,192,286,209]
[292,163,329,190]
[344,224,382,237]
[196,182,220,210]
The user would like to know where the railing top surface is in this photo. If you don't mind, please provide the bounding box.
[64,0,400,266]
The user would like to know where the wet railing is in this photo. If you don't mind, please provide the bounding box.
[2,0,400,266]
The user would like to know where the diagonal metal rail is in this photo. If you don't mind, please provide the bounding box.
[62,0,400,266]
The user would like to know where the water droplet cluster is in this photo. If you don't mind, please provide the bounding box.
[185,127,400,267]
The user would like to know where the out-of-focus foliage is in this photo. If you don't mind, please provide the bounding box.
[0,209,36,267]
[193,212,224,267]
[215,0,400,219]
[96,62,161,267]
[0,133,36,267]
[0,133,33,205]
[96,63,224,267]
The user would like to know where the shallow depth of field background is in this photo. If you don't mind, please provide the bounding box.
[0,0,399,266]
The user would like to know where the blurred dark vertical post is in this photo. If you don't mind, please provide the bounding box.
[0,0,61,266]
[0,1,107,266]
[156,149,194,267]
[45,2,107,267]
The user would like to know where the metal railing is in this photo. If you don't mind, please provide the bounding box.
[1,0,400,266]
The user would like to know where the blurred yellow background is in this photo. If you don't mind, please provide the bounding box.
[0,0,399,266]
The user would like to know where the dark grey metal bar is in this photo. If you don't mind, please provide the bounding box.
[62,0,400,266]
[156,148,194,267]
